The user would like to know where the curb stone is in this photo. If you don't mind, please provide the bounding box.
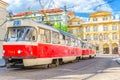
[116,58,120,64]
[0,59,5,68]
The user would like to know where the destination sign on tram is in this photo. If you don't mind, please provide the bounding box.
[13,20,21,26]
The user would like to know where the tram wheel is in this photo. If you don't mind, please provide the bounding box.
[49,59,60,68]
[55,59,59,66]
[59,60,63,65]
[44,64,49,69]
[48,64,54,68]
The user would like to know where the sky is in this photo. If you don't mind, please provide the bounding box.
[2,0,120,18]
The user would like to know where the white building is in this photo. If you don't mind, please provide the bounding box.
[11,8,67,25]
[0,1,7,58]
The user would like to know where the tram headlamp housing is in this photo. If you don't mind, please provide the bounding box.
[18,50,22,54]
[2,50,5,54]
[30,51,33,55]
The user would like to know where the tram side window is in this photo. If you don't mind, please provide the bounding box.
[88,43,92,49]
[71,38,75,46]
[71,38,78,47]
[44,29,51,43]
[39,28,51,43]
[74,39,78,47]
[65,36,71,46]
[52,31,59,44]
[59,34,65,45]
[82,42,86,49]
[31,29,37,41]
[78,40,81,48]
[62,35,66,45]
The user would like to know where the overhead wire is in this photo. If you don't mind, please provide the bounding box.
[38,0,50,24]
[27,0,38,20]
[93,0,115,10]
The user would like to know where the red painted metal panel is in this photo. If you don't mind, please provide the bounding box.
[3,43,83,59]
[3,45,37,58]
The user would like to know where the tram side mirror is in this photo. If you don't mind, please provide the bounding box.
[32,36,35,41]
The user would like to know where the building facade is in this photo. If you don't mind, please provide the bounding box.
[9,8,75,32]
[0,1,8,58]
[82,11,120,54]
[8,8,120,54]
[68,17,83,39]
[10,8,71,27]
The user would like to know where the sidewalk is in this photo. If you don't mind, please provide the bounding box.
[0,59,5,67]
[116,58,120,64]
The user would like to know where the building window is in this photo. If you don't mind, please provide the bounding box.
[103,26,108,31]
[70,30,73,34]
[93,18,97,21]
[86,35,91,40]
[112,26,117,30]
[78,22,80,24]
[35,16,42,21]
[93,26,98,32]
[103,17,108,21]
[55,15,62,20]
[103,35,108,40]
[49,16,54,20]
[79,30,82,33]
[93,35,98,40]
[73,29,77,34]
[85,27,90,32]
[76,29,80,33]
[112,34,117,40]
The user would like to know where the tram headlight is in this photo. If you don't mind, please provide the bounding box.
[30,51,33,55]
[2,50,5,54]
[18,50,22,54]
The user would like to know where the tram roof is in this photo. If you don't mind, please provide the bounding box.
[7,20,59,32]
[59,30,77,39]
[34,21,59,32]
[7,20,80,40]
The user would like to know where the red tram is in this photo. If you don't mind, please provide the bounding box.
[81,41,96,59]
[2,20,96,68]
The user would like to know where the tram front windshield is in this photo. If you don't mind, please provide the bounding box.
[4,26,37,42]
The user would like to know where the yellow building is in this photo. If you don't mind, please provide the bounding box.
[82,11,120,54]
[68,17,83,39]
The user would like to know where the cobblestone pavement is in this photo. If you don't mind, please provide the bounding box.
[0,54,120,80]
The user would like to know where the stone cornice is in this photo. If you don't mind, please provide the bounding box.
[0,0,8,6]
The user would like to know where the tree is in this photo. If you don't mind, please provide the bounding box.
[54,22,69,32]
[54,22,61,30]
